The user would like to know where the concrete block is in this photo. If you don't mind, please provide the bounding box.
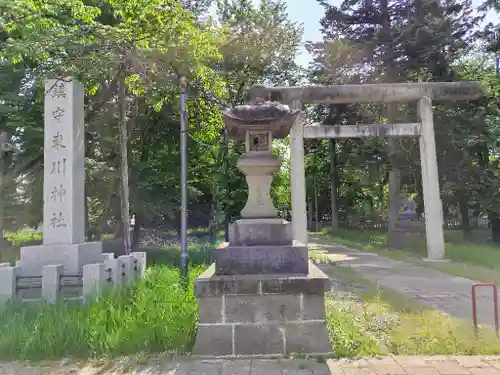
[192,324,233,356]
[100,253,114,262]
[83,263,106,300]
[234,324,285,355]
[131,251,147,279]
[285,321,332,354]
[229,218,292,246]
[0,266,20,303]
[194,262,331,297]
[261,263,331,294]
[195,265,261,297]
[225,294,301,323]
[19,242,103,276]
[104,258,122,285]
[214,243,308,275]
[42,264,63,303]
[118,255,134,286]
[198,296,224,323]
[302,294,326,320]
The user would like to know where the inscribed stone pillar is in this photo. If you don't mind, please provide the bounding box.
[19,78,102,276]
[43,78,85,245]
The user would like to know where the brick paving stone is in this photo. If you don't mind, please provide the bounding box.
[340,367,377,375]
[326,359,345,375]
[468,368,500,375]
[425,356,453,362]
[366,358,406,375]
[481,357,500,362]
[451,356,492,368]
[392,356,431,368]
[482,357,500,369]
[6,356,500,375]
[336,359,370,368]
[425,360,471,375]
[403,367,440,375]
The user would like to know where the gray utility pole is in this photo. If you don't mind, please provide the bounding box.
[0,131,13,240]
[179,76,189,281]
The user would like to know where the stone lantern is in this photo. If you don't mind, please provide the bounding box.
[225,102,294,219]
[192,101,332,358]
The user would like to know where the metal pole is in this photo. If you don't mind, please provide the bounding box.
[0,132,6,240]
[180,76,189,282]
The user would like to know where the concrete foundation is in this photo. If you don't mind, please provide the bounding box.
[192,262,333,357]
[388,219,426,249]
[18,242,103,276]
[214,242,308,275]
[229,219,293,246]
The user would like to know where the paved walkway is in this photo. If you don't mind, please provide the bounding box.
[7,356,500,374]
[309,236,498,327]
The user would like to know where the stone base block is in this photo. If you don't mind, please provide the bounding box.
[19,242,103,276]
[214,242,308,275]
[388,230,426,249]
[229,219,292,246]
[192,262,333,357]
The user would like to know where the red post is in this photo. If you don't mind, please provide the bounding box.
[471,282,499,337]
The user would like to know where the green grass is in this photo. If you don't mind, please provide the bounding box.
[325,264,500,356]
[0,230,220,361]
[0,265,204,361]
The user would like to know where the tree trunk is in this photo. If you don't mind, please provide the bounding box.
[132,213,142,249]
[329,139,339,229]
[490,213,500,244]
[380,0,401,245]
[307,200,313,230]
[459,196,471,241]
[209,200,217,247]
[118,70,131,255]
[313,172,319,232]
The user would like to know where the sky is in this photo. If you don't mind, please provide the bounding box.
[252,0,500,67]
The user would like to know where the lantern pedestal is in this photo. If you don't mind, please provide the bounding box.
[192,102,333,357]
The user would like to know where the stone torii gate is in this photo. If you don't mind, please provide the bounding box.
[248,82,482,260]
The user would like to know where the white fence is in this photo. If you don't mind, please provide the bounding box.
[0,252,146,304]
[313,218,490,231]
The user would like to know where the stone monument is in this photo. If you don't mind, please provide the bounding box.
[18,78,103,276]
[192,101,332,357]
[388,194,426,249]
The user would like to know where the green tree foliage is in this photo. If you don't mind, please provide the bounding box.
[0,0,303,245]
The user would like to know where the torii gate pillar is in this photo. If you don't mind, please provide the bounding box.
[289,100,308,245]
